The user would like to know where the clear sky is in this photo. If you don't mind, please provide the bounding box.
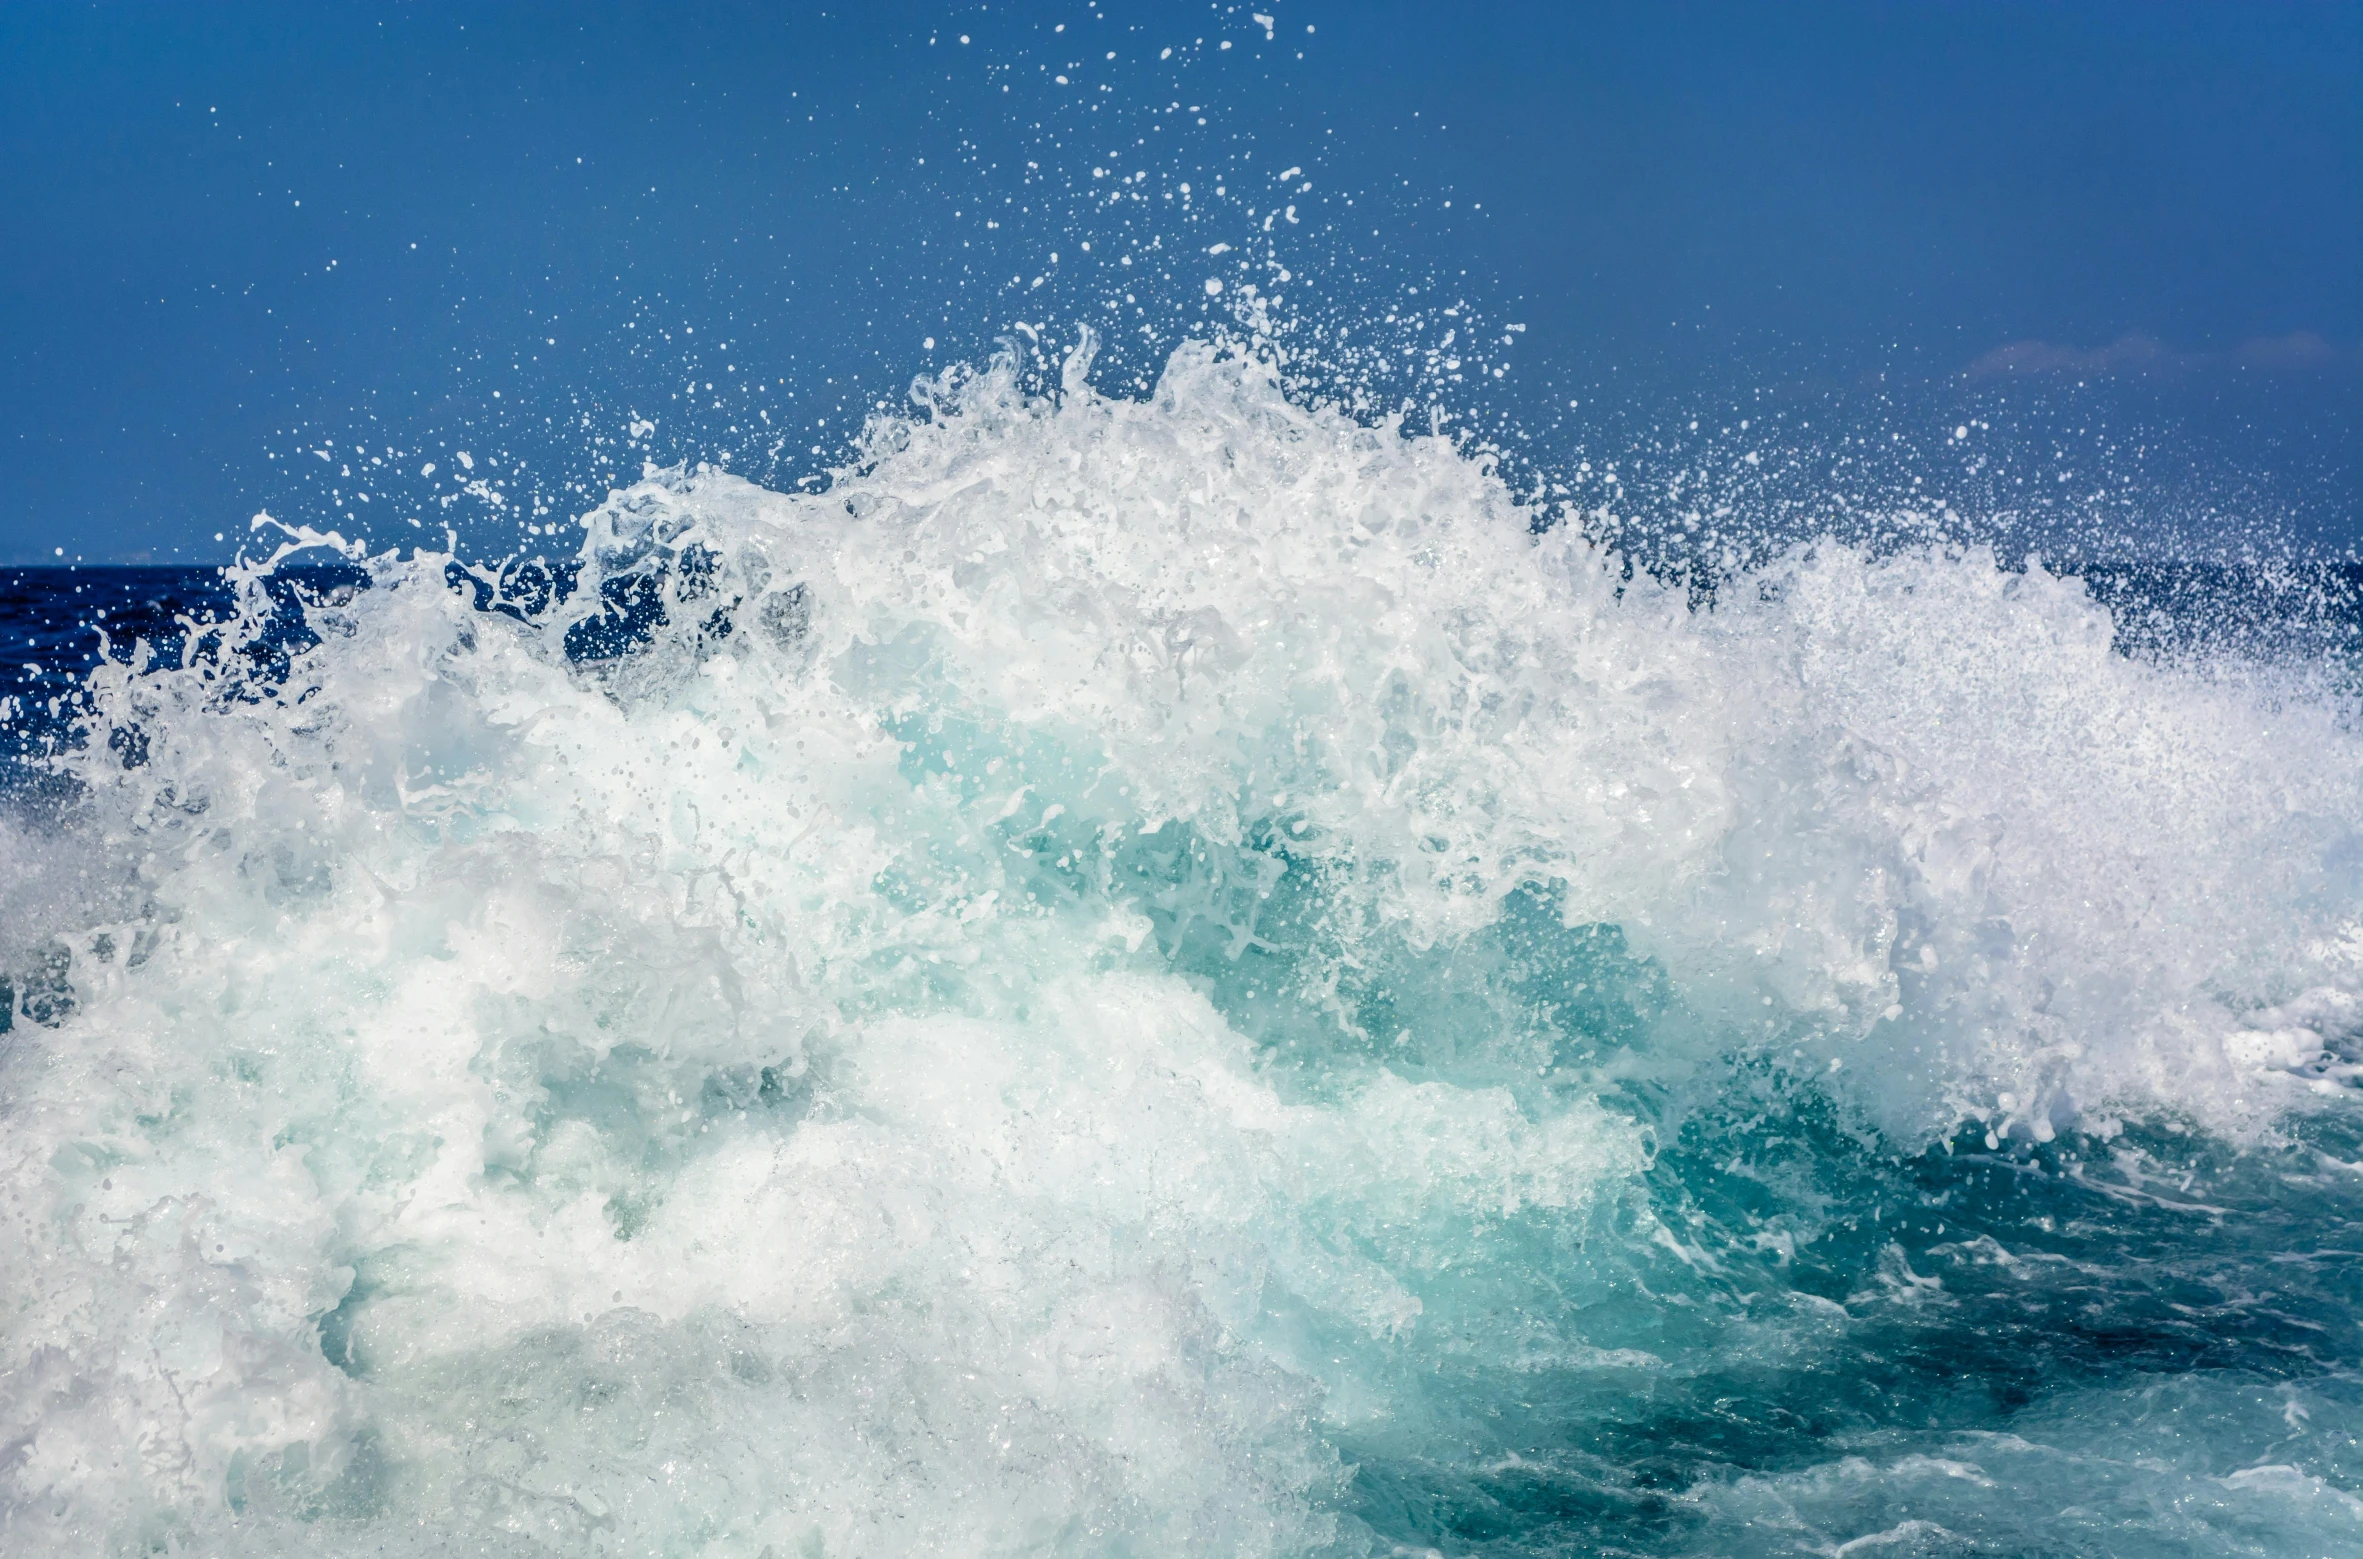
[2,1,2356,563]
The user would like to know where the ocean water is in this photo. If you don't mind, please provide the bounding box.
[2,339,2360,1557]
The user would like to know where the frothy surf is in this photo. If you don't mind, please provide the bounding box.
[2,337,2358,1555]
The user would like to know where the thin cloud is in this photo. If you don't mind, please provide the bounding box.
[2232,330,2352,370]
[1965,330,2359,380]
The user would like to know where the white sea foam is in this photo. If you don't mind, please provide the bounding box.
[2,336,2358,1552]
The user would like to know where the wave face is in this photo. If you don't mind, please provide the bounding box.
[4,341,2362,1555]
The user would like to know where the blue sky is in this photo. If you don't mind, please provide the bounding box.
[2,1,2356,563]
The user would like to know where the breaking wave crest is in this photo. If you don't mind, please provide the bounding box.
[4,337,2359,1555]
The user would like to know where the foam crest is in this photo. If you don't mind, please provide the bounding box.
[2,336,2358,1553]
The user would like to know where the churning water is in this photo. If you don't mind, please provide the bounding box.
[2,338,2359,1555]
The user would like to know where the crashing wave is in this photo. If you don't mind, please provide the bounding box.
[2,336,2358,1554]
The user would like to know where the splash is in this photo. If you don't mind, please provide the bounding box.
[3,336,2359,1555]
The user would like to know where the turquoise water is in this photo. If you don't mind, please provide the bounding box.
[1,340,2359,1555]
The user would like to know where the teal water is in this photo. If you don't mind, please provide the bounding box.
[1,341,2358,1556]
